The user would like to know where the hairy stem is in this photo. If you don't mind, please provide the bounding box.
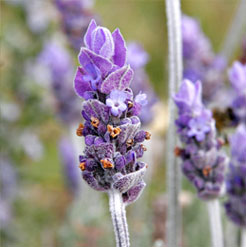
[109,190,130,247]
[207,199,224,247]
[165,0,183,246]
[220,0,246,61]
[242,228,246,247]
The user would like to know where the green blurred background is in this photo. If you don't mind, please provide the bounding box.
[0,0,240,247]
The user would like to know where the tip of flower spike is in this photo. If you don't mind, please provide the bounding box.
[145,131,151,140]
[76,123,84,136]
[101,159,114,169]
[79,162,86,171]
[107,125,121,138]
[91,117,99,128]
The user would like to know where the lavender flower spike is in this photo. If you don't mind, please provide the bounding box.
[174,79,226,199]
[74,20,150,247]
[174,79,226,247]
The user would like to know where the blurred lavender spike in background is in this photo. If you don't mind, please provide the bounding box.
[224,125,246,228]
[174,79,225,247]
[182,15,227,103]
[38,39,80,124]
[59,137,82,196]
[174,79,226,200]
[55,0,97,51]
[127,42,158,125]
[0,158,18,230]
[228,61,246,124]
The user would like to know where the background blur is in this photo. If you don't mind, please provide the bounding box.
[0,0,241,246]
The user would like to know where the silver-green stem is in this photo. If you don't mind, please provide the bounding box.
[109,190,130,247]
[225,220,238,247]
[220,0,246,61]
[242,228,246,247]
[165,0,183,246]
[207,199,224,247]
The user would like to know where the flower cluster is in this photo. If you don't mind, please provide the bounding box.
[74,20,149,204]
[228,61,246,124]
[174,79,226,200]
[182,15,226,102]
[127,42,158,125]
[224,125,246,227]
[55,0,97,51]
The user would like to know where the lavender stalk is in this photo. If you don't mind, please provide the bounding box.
[73,19,150,246]
[109,190,130,247]
[165,0,183,246]
[207,200,224,247]
[242,229,246,247]
[220,0,246,61]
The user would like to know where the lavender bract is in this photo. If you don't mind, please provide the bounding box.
[74,19,149,205]
[174,79,226,200]
[224,125,246,227]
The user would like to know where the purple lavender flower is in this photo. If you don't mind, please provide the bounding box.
[55,0,96,51]
[127,42,158,125]
[173,79,202,115]
[74,20,149,205]
[182,15,227,102]
[187,115,211,142]
[106,90,127,117]
[84,19,127,66]
[228,61,246,123]
[174,79,226,200]
[224,125,246,227]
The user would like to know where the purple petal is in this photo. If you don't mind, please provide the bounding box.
[123,181,146,205]
[113,165,146,193]
[85,143,115,160]
[84,19,97,49]
[74,67,93,98]
[82,99,110,123]
[82,171,107,191]
[100,65,134,94]
[118,117,141,144]
[79,48,113,77]
[112,28,127,67]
